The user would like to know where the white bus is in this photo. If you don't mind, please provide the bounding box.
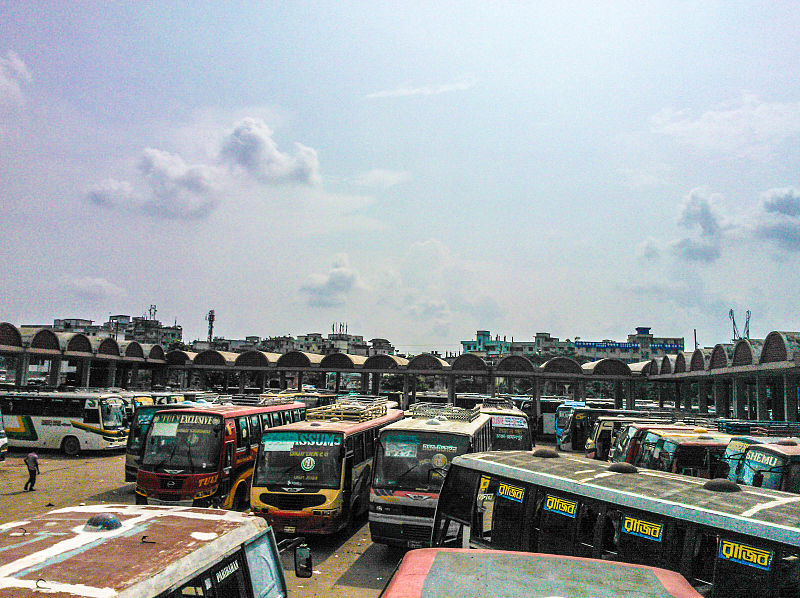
[369,403,492,548]
[0,391,128,455]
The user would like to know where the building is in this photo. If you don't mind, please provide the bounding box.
[101,314,183,347]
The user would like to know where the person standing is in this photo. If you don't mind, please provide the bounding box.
[23,452,40,491]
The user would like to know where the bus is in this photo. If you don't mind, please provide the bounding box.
[0,400,6,460]
[739,439,800,492]
[380,548,703,598]
[585,416,674,461]
[369,403,493,548]
[719,436,795,483]
[477,397,532,450]
[251,398,404,535]
[136,401,306,509]
[556,406,673,451]
[608,422,696,464]
[432,449,800,598]
[638,431,732,478]
[0,391,128,455]
[0,503,312,597]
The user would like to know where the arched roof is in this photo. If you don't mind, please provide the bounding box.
[540,357,582,375]
[91,337,121,357]
[145,345,166,361]
[673,352,692,373]
[320,353,367,369]
[629,361,652,375]
[234,350,281,368]
[59,332,92,355]
[582,359,631,376]
[119,341,144,359]
[709,344,735,369]
[23,328,61,353]
[732,339,764,366]
[648,358,660,375]
[363,354,409,370]
[451,353,488,372]
[659,355,676,375]
[276,351,324,368]
[690,348,712,372]
[0,322,22,348]
[192,350,237,367]
[166,350,198,366]
[407,353,450,370]
[761,331,800,363]
[494,355,535,372]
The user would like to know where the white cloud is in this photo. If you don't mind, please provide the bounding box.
[354,169,410,189]
[638,238,661,261]
[651,93,800,160]
[138,148,218,219]
[752,187,800,251]
[66,277,127,301]
[0,51,31,109]
[670,187,725,262]
[365,79,477,99]
[86,178,136,208]
[300,254,365,308]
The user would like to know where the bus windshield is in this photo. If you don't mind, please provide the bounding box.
[373,432,471,493]
[100,400,126,430]
[254,431,343,489]
[141,412,223,473]
[489,415,531,450]
[128,407,158,454]
[742,449,787,489]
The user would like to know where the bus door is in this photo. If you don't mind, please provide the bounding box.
[470,475,527,551]
[220,436,235,498]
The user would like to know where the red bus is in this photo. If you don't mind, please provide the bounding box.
[380,549,702,598]
[136,400,305,510]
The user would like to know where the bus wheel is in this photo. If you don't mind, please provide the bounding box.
[233,483,249,511]
[135,494,147,505]
[61,436,80,456]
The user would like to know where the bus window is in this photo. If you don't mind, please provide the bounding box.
[237,417,249,447]
[354,434,365,463]
[575,503,601,557]
[689,529,718,590]
[471,475,526,550]
[535,493,579,555]
[249,415,262,447]
[84,406,100,424]
[782,463,800,493]
[616,512,667,566]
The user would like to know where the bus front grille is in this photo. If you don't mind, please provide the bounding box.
[260,493,327,510]
[401,524,432,542]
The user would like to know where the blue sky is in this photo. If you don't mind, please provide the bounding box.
[2,2,800,352]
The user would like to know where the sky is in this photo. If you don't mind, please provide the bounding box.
[2,2,800,353]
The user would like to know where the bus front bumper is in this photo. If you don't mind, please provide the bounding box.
[254,509,344,535]
[368,513,434,548]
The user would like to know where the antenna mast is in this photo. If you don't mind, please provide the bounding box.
[205,309,215,344]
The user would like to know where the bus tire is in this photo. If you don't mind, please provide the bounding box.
[135,494,147,505]
[61,436,80,456]
[233,482,249,511]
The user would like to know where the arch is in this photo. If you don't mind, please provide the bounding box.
[363,354,409,370]
[276,351,324,368]
[320,353,367,369]
[709,344,734,369]
[194,350,237,367]
[674,352,691,373]
[582,359,631,376]
[60,333,92,355]
[234,350,281,368]
[407,353,450,370]
[761,331,800,364]
[25,328,60,352]
[166,350,197,366]
[146,345,166,361]
[120,341,144,359]
[659,355,676,375]
[629,361,652,375]
[540,357,582,375]
[690,348,712,372]
[0,323,22,348]
[732,339,764,367]
[93,337,120,357]
[451,353,488,372]
[648,358,660,376]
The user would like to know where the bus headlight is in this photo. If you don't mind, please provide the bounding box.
[312,508,341,517]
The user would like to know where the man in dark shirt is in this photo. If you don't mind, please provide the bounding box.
[23,452,40,491]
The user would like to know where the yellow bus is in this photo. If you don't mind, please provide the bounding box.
[251,398,403,535]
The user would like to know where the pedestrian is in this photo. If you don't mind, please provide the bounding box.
[23,452,40,491]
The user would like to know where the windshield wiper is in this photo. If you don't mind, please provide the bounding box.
[151,441,179,471]
[186,444,196,474]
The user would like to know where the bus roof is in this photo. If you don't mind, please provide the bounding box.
[656,432,733,446]
[451,451,800,547]
[380,413,492,436]
[264,408,404,436]
[477,403,528,419]
[0,504,271,597]
[381,548,701,598]
[154,403,299,418]
[746,440,800,458]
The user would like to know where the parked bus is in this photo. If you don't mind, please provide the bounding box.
[585,416,674,461]
[608,421,694,464]
[369,403,492,548]
[0,391,128,455]
[432,449,800,598]
[251,398,404,535]
[638,431,732,478]
[739,439,800,492]
[0,400,6,460]
[477,397,532,450]
[557,406,672,451]
[136,401,306,509]
[0,503,312,597]
[719,436,795,483]
[380,548,703,598]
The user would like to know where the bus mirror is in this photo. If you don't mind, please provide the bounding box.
[294,544,313,578]
[752,471,764,488]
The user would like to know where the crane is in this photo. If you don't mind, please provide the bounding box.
[729,309,751,343]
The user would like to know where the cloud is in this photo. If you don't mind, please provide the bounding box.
[220,117,320,185]
[752,187,800,251]
[670,187,724,262]
[0,51,31,109]
[638,238,661,261]
[618,164,671,189]
[66,277,127,301]
[138,148,218,219]
[300,254,364,308]
[365,79,477,99]
[651,93,800,160]
[86,178,136,208]
[354,169,410,189]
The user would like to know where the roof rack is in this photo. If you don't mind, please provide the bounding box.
[478,397,516,410]
[407,402,480,422]
[306,397,388,422]
[258,396,306,407]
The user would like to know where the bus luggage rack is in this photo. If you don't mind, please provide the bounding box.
[479,397,516,410]
[407,402,481,422]
[258,396,307,407]
[306,399,388,422]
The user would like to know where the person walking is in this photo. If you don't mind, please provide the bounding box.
[23,452,40,491]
